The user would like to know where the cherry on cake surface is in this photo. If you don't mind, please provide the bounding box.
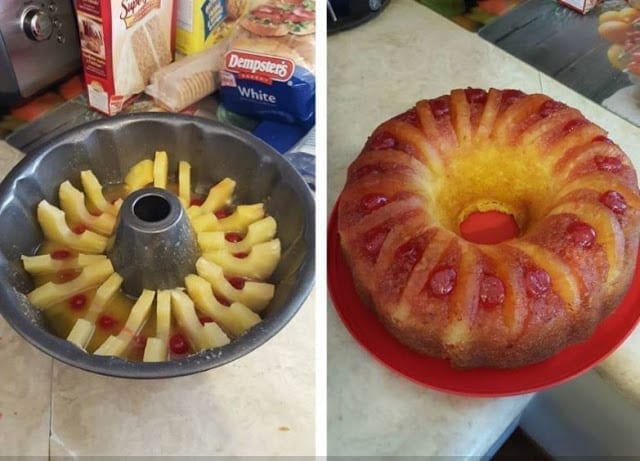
[429,267,457,297]
[600,190,627,214]
[525,268,551,298]
[567,221,596,248]
[595,155,623,173]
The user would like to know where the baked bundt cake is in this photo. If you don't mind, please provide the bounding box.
[337,88,640,369]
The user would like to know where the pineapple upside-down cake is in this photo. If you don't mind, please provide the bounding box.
[337,88,640,369]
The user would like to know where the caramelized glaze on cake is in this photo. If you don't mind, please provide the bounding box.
[337,89,640,369]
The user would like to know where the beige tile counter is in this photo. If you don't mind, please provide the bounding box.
[0,140,315,456]
[328,0,640,456]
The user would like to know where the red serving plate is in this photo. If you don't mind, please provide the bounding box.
[328,201,640,397]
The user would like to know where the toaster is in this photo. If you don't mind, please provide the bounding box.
[0,0,81,106]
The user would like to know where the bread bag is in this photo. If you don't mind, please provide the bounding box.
[219,0,315,126]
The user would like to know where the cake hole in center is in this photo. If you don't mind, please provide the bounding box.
[133,195,171,223]
[460,210,519,245]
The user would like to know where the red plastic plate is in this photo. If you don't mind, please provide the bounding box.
[328,202,640,397]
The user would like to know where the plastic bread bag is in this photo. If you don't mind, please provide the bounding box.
[145,42,228,112]
[219,0,315,126]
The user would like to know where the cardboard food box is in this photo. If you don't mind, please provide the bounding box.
[74,0,176,115]
[175,0,247,55]
[558,0,601,14]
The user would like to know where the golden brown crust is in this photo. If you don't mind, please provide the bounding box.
[337,88,640,369]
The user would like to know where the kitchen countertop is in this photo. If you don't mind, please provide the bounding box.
[0,141,315,456]
[328,0,640,456]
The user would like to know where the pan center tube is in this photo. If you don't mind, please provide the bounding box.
[108,187,200,298]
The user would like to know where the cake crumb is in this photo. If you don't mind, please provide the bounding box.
[278,426,290,432]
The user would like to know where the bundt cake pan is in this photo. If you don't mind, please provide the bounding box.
[0,113,315,378]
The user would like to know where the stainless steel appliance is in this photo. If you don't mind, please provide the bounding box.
[0,0,81,106]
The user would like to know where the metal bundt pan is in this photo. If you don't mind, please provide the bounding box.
[0,113,315,378]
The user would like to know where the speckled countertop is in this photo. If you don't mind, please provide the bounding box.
[328,0,640,456]
[0,141,314,456]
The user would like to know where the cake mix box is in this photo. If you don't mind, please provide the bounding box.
[219,0,315,126]
[558,0,601,14]
[74,0,176,115]
[176,0,228,55]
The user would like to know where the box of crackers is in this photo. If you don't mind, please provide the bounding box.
[74,0,176,115]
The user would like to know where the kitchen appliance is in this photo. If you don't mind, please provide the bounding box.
[0,113,315,378]
[328,0,390,35]
[0,0,81,106]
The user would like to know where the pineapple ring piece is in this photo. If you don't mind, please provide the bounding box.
[170,289,230,350]
[27,260,114,309]
[185,274,261,337]
[59,181,116,236]
[66,272,124,350]
[203,239,281,280]
[80,170,121,216]
[21,253,106,275]
[37,201,108,254]
[94,289,155,357]
[197,216,277,253]
[195,257,274,312]
[190,204,265,233]
[336,88,640,369]
[124,159,154,192]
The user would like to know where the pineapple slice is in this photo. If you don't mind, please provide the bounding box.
[197,216,277,253]
[549,201,625,285]
[214,204,265,232]
[143,337,167,362]
[27,260,114,309]
[116,289,155,341]
[185,274,260,337]
[65,272,122,349]
[195,257,274,312]
[84,272,124,322]
[186,205,202,220]
[191,212,218,233]
[153,151,168,188]
[156,289,172,344]
[178,161,191,207]
[203,239,281,280]
[557,173,640,210]
[201,322,231,348]
[171,289,224,351]
[141,290,172,362]
[94,335,128,357]
[124,159,154,192]
[59,181,115,236]
[200,178,236,214]
[96,289,154,358]
[192,204,265,233]
[21,253,106,275]
[67,318,95,350]
[508,241,581,313]
[37,201,108,253]
[80,170,121,216]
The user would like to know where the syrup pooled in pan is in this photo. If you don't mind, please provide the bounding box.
[21,152,282,362]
